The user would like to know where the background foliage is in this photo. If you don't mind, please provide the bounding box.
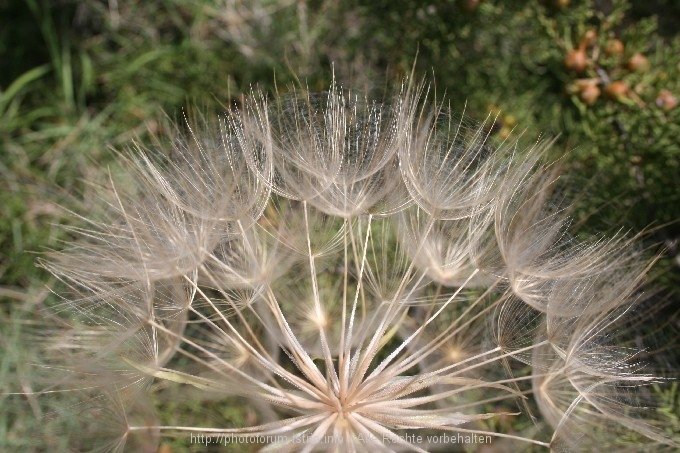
[1,0,678,451]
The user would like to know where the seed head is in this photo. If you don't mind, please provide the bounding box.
[35,78,678,452]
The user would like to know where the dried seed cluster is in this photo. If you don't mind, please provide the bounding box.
[38,80,677,452]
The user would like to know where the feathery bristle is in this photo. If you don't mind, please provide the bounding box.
[31,78,678,452]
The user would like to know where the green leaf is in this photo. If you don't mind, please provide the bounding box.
[0,65,50,114]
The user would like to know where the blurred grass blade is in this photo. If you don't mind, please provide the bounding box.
[0,65,50,115]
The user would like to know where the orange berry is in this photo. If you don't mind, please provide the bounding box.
[626,53,649,71]
[458,0,481,12]
[583,30,597,47]
[580,83,601,105]
[604,39,624,56]
[573,79,600,105]
[565,48,589,73]
[656,89,678,111]
[605,81,629,99]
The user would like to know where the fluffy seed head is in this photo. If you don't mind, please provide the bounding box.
[33,78,678,452]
